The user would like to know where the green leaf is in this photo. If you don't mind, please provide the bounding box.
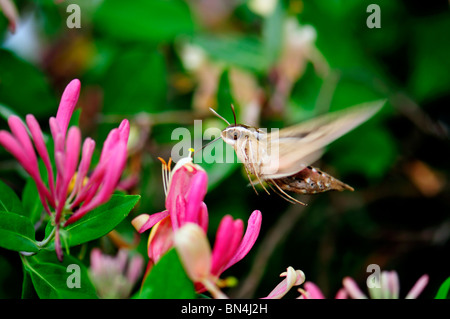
[0,49,56,117]
[138,249,195,299]
[102,48,167,115]
[0,211,39,252]
[93,0,194,44]
[52,194,140,247]
[192,35,269,73]
[22,252,98,299]
[435,277,450,299]
[21,266,38,299]
[0,180,24,214]
[22,178,45,225]
[262,0,285,64]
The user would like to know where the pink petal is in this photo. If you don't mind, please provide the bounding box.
[56,79,81,138]
[126,253,144,283]
[65,142,127,225]
[55,225,63,262]
[89,248,103,272]
[342,277,368,299]
[223,210,262,271]
[49,117,65,153]
[68,138,95,201]
[198,202,209,233]
[0,130,35,175]
[184,170,208,224]
[55,127,81,222]
[0,0,19,33]
[99,128,120,163]
[211,216,243,276]
[8,116,38,171]
[262,267,305,299]
[131,210,170,233]
[335,288,348,299]
[405,274,429,299]
[0,130,53,212]
[118,119,130,144]
[166,166,194,213]
[147,216,173,263]
[303,281,326,299]
[26,115,56,199]
[172,194,186,230]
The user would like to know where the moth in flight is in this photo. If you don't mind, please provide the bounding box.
[209,100,384,205]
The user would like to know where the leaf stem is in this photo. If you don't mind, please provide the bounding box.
[19,226,57,256]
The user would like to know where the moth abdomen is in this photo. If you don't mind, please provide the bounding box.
[271,166,354,195]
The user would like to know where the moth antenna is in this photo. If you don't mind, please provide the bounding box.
[209,107,231,126]
[230,104,237,125]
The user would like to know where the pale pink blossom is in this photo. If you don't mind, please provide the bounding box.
[297,281,348,299]
[342,271,429,299]
[89,248,144,299]
[262,267,305,299]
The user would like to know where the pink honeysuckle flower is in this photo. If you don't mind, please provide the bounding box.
[0,79,130,261]
[0,0,19,33]
[262,267,305,299]
[132,154,262,297]
[341,270,429,299]
[89,248,144,299]
[297,281,348,299]
[174,210,262,298]
[132,155,208,235]
[132,155,209,267]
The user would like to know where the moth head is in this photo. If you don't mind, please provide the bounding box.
[221,125,254,145]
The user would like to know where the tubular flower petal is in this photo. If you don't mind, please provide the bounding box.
[263,267,305,299]
[136,155,262,298]
[341,271,429,299]
[0,79,130,261]
[174,223,212,282]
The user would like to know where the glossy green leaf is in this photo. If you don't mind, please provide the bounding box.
[22,252,97,299]
[0,211,39,252]
[435,277,450,299]
[51,194,140,247]
[93,0,194,44]
[102,48,168,115]
[0,49,56,117]
[192,35,269,73]
[138,249,196,299]
[0,180,24,214]
[21,178,45,225]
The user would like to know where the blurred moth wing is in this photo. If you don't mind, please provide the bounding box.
[260,100,385,179]
[216,100,385,203]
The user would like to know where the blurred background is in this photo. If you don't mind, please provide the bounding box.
[0,0,449,299]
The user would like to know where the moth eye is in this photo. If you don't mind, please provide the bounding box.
[228,130,241,141]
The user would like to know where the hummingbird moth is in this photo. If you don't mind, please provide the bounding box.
[209,100,385,205]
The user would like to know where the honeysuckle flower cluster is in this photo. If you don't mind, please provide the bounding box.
[342,271,429,299]
[298,271,429,299]
[0,79,130,260]
[89,248,144,299]
[132,155,263,298]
